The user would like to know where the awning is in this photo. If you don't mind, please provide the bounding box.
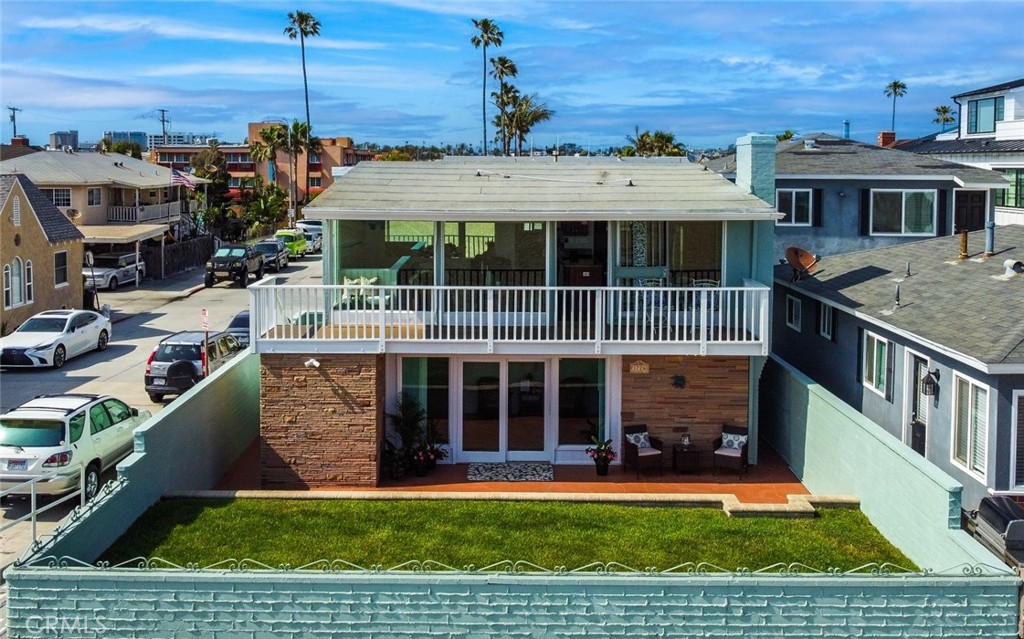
[79,224,170,244]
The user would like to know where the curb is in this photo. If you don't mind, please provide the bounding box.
[109,283,206,324]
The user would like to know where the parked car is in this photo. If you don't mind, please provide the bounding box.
[205,244,264,288]
[226,310,251,347]
[296,219,322,234]
[304,231,322,254]
[144,331,243,402]
[84,252,146,291]
[253,239,289,272]
[274,229,307,259]
[0,394,151,501]
[0,309,111,369]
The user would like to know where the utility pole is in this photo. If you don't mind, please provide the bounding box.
[157,109,170,144]
[6,105,23,137]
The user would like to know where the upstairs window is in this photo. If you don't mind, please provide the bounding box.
[816,302,834,341]
[54,251,69,286]
[87,187,101,206]
[12,196,20,225]
[309,177,322,188]
[42,188,71,208]
[967,96,1004,134]
[863,332,891,397]
[785,295,802,331]
[309,153,321,164]
[996,169,1022,209]
[776,189,813,226]
[871,190,936,236]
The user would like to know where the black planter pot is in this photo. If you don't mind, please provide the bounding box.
[595,460,610,476]
[413,460,431,477]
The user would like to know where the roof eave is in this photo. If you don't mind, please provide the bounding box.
[305,207,784,222]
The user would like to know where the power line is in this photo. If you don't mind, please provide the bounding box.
[6,105,23,137]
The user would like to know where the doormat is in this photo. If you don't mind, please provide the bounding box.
[467,462,554,482]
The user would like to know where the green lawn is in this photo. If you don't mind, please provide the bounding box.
[100,499,915,572]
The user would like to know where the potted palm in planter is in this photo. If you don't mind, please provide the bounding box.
[586,437,616,476]
[386,393,448,477]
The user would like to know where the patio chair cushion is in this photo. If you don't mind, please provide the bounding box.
[721,432,748,450]
[714,446,743,458]
[625,431,651,449]
[343,276,379,295]
[636,447,662,457]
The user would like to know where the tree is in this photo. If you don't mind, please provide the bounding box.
[623,127,683,157]
[250,125,289,188]
[776,130,798,142]
[884,79,908,132]
[104,140,142,158]
[471,18,503,156]
[285,10,321,194]
[509,93,554,156]
[490,55,518,155]
[378,149,414,161]
[933,104,956,131]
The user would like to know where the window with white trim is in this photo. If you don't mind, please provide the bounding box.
[2,264,10,309]
[309,177,322,188]
[953,374,988,476]
[776,189,813,226]
[42,188,71,208]
[871,190,936,235]
[10,257,23,306]
[54,251,69,286]
[87,188,101,206]
[12,196,21,225]
[863,332,889,396]
[24,260,33,303]
[309,153,321,164]
[785,295,801,331]
[817,302,833,340]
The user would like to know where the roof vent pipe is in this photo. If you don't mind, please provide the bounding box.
[985,220,995,256]
[1004,259,1024,276]
[804,140,816,150]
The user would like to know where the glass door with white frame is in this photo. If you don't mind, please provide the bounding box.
[458,360,549,462]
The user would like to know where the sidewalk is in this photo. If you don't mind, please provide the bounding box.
[95,268,207,324]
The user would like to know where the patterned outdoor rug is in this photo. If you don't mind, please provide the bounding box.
[467,462,554,482]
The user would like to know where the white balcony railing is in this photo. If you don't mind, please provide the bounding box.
[107,201,183,223]
[249,282,770,357]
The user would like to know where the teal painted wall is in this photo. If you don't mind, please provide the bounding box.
[7,569,1019,638]
[759,355,1009,572]
[23,353,260,564]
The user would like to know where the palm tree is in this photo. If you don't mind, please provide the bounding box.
[471,19,503,155]
[509,93,554,156]
[250,125,288,187]
[490,55,518,155]
[884,80,908,132]
[285,120,322,203]
[492,83,520,154]
[933,104,956,132]
[285,10,321,194]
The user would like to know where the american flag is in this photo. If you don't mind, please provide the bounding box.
[171,169,196,191]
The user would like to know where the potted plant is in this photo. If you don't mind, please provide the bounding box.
[386,393,448,477]
[411,445,436,477]
[586,437,616,476]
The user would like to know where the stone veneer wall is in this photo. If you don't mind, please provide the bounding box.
[7,570,1020,637]
[620,356,749,464]
[261,354,384,488]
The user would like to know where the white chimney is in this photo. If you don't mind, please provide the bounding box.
[735,133,776,205]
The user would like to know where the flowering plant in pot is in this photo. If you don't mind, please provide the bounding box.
[586,437,616,475]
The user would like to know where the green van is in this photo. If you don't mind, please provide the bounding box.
[274,229,308,259]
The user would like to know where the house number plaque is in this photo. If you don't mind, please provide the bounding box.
[629,360,650,374]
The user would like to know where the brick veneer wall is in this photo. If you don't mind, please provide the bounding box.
[261,354,384,488]
[7,569,1020,637]
[620,356,749,464]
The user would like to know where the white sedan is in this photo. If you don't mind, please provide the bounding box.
[0,309,111,369]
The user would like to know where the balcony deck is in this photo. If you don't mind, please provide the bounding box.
[250,282,769,357]
[108,201,184,223]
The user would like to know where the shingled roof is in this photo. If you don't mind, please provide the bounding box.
[712,134,1008,188]
[775,226,1024,368]
[307,156,779,222]
[0,149,209,189]
[0,173,85,243]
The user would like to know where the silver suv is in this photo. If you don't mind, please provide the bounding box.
[144,331,243,402]
[84,252,146,291]
[0,394,151,501]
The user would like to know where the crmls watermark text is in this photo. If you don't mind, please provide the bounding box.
[25,614,109,637]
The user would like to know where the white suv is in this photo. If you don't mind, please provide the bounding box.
[84,252,146,291]
[0,394,151,502]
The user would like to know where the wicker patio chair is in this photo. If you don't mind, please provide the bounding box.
[623,424,664,478]
[712,423,749,478]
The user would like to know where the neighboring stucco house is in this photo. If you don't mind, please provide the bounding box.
[713,134,1008,257]
[897,78,1024,226]
[0,148,209,278]
[248,135,782,488]
[0,173,85,333]
[771,226,1024,510]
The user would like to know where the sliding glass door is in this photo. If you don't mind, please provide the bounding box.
[459,360,549,462]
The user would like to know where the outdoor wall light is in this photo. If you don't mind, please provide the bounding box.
[921,369,940,396]
[672,375,686,389]
[304,358,321,369]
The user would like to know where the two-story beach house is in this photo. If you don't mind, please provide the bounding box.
[250,135,782,488]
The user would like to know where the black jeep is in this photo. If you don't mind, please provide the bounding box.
[205,244,264,288]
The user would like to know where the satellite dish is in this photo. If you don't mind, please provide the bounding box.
[65,208,82,221]
[785,246,820,282]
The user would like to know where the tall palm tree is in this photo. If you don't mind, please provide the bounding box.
[933,104,956,131]
[490,55,518,155]
[491,83,520,154]
[884,80,908,132]
[286,119,322,203]
[471,18,503,155]
[509,93,554,156]
[285,10,321,194]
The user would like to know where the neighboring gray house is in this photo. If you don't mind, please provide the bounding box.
[897,78,1024,226]
[771,226,1024,510]
[713,134,1008,257]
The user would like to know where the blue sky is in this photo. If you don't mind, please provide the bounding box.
[2,1,1022,151]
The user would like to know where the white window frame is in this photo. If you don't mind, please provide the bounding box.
[54,250,69,287]
[10,257,24,307]
[2,264,10,309]
[785,295,801,332]
[775,189,813,226]
[870,189,938,237]
[309,177,322,188]
[817,302,833,340]
[45,188,71,208]
[87,187,102,206]
[951,372,989,479]
[24,259,33,303]
[862,331,889,397]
